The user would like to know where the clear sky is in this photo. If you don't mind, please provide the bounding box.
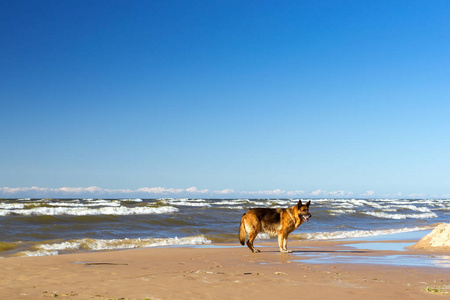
[1,1,449,199]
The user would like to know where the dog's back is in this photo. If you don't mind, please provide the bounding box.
[250,207,281,223]
[249,208,283,235]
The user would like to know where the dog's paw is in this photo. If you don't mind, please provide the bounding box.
[281,250,292,254]
[253,249,261,253]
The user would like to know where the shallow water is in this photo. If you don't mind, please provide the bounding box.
[291,237,450,268]
[0,198,448,257]
[293,252,450,268]
[346,242,414,251]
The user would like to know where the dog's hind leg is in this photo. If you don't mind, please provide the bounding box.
[246,230,260,253]
[242,213,261,253]
[239,214,246,245]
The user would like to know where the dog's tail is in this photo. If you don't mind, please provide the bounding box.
[239,213,246,245]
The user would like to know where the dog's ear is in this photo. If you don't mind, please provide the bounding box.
[297,200,302,207]
[306,200,311,207]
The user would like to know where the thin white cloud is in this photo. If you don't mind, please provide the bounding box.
[58,186,106,194]
[380,192,403,198]
[360,190,375,197]
[136,187,184,194]
[407,193,426,198]
[185,187,209,194]
[212,189,235,194]
[0,186,214,197]
[244,189,285,196]
[309,189,323,196]
[285,190,306,196]
[327,190,350,197]
[306,190,353,197]
[0,186,439,199]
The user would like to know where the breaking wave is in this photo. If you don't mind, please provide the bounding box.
[18,235,212,257]
[0,205,178,216]
[362,211,437,219]
[292,226,436,241]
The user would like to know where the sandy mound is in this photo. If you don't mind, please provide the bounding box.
[413,223,450,251]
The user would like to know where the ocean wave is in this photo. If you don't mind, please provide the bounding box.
[160,198,212,207]
[1,199,122,209]
[0,203,25,209]
[292,226,435,241]
[0,205,178,216]
[214,199,250,205]
[347,199,383,208]
[393,205,432,212]
[120,198,143,202]
[211,200,246,206]
[0,241,18,252]
[328,206,432,214]
[18,235,212,256]
[41,201,121,207]
[328,209,357,215]
[363,211,437,219]
[213,205,245,210]
[19,250,59,257]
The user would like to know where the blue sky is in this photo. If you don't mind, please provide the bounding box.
[1,1,449,198]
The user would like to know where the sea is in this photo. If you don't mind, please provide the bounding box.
[0,198,448,257]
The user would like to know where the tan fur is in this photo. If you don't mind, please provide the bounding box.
[239,200,311,253]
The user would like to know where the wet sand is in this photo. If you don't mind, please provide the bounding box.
[0,240,449,299]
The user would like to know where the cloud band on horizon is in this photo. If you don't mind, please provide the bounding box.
[0,186,438,199]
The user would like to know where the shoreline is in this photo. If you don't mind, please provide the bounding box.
[2,227,438,258]
[1,239,448,299]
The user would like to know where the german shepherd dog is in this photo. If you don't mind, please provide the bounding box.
[239,200,311,253]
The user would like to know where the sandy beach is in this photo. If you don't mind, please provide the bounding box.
[1,239,449,300]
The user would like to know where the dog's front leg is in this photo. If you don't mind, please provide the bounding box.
[282,235,292,253]
[278,234,292,253]
[283,236,290,253]
[278,234,284,253]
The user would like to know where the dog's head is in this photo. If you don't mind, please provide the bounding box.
[297,200,311,222]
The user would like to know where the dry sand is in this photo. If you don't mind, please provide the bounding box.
[413,223,450,251]
[1,240,449,300]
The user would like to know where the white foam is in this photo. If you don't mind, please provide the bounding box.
[0,205,178,216]
[120,198,143,202]
[293,226,434,241]
[19,250,59,257]
[216,206,245,210]
[211,200,245,206]
[46,201,121,207]
[329,209,356,215]
[392,205,432,212]
[0,203,25,209]
[347,199,383,209]
[174,202,211,207]
[363,211,437,219]
[332,203,356,209]
[161,199,212,207]
[34,235,212,253]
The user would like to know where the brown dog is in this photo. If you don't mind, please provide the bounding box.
[239,200,311,253]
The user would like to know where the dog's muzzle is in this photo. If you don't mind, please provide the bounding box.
[301,214,311,222]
